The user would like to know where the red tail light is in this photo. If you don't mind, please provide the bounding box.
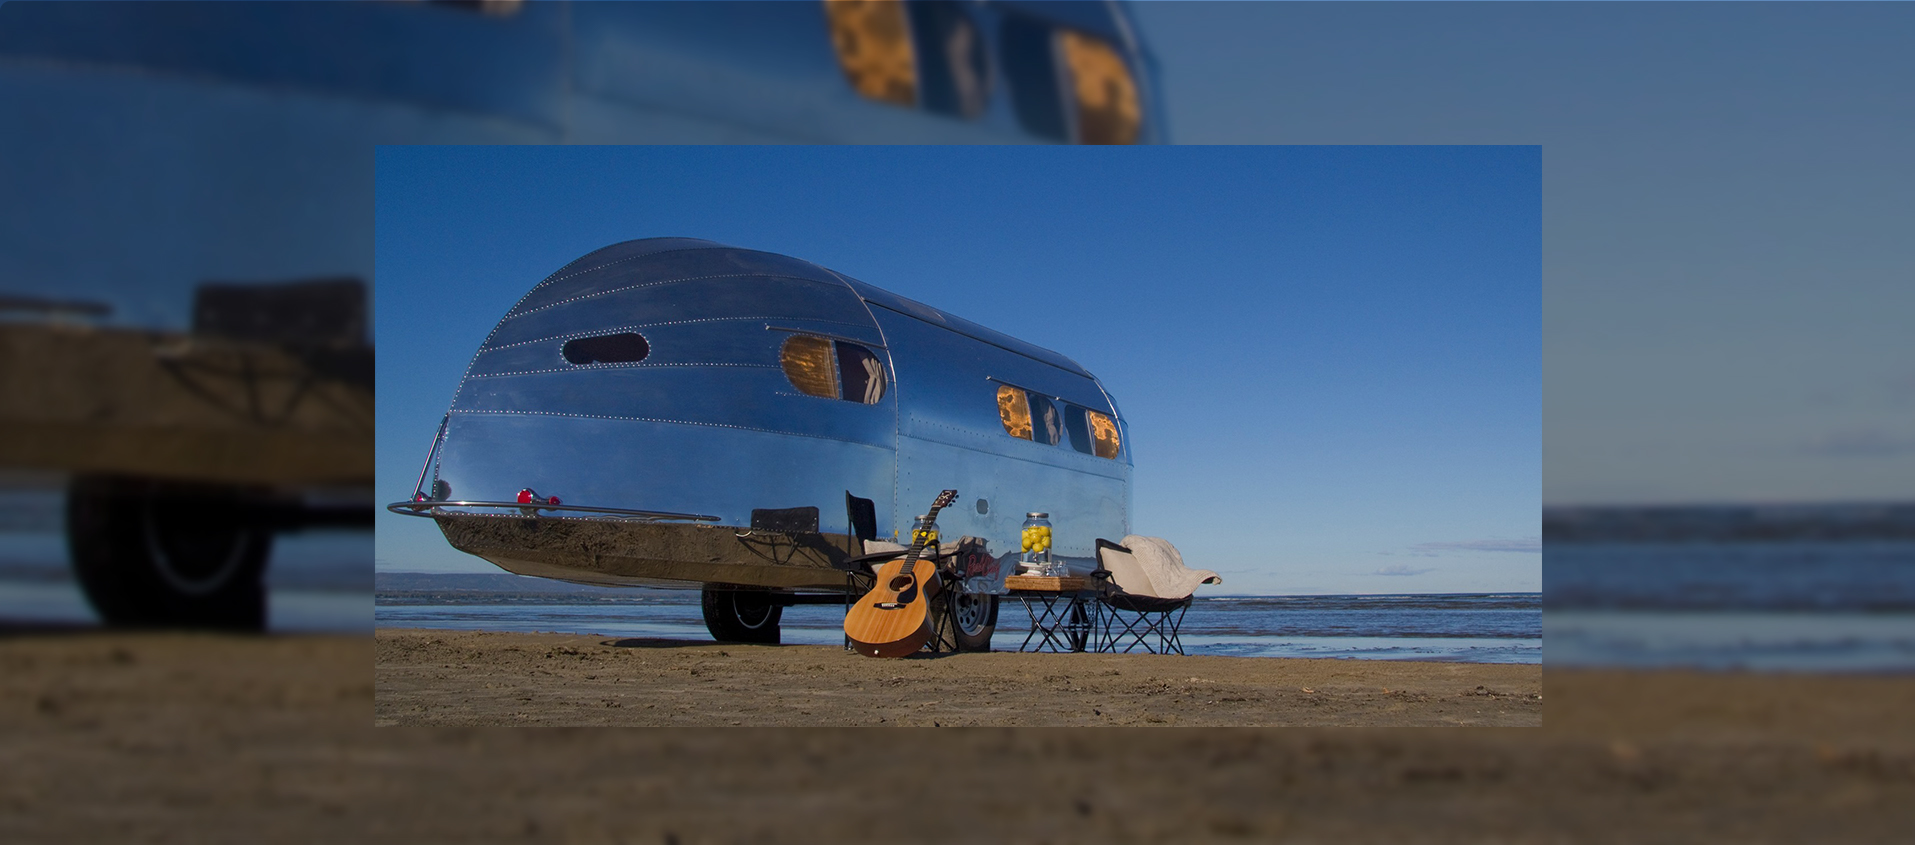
[547,495,561,505]
[517,488,535,504]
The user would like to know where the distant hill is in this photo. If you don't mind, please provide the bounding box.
[1544,503,1915,543]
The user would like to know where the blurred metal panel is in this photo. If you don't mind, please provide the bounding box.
[0,324,372,485]
[0,0,567,129]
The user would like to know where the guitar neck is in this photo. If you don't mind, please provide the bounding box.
[900,490,958,567]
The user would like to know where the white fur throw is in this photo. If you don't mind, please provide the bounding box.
[1107,535,1221,599]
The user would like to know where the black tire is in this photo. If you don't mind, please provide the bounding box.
[700,585,782,644]
[947,591,998,652]
[67,476,273,630]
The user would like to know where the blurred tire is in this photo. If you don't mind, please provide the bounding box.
[67,476,272,630]
[700,585,781,644]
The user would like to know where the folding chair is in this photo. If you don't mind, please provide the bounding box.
[1091,537,1220,655]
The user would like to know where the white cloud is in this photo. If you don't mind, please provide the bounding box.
[1802,429,1915,458]
[1374,564,1436,577]
[1407,537,1541,556]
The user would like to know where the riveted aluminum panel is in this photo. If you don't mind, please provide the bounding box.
[482,274,867,351]
[435,413,894,530]
[837,274,1093,378]
[431,240,900,548]
[504,241,847,318]
[867,304,1129,561]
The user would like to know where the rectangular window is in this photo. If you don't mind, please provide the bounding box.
[1064,403,1092,454]
[997,384,1033,440]
[823,0,918,107]
[1086,409,1121,459]
[1028,393,1061,446]
[835,340,887,404]
[1058,29,1141,145]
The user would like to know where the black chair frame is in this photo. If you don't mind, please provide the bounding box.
[1090,538,1194,656]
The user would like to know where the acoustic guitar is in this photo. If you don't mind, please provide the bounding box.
[843,489,957,658]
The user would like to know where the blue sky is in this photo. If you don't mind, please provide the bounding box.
[1130,2,1915,506]
[376,146,1540,594]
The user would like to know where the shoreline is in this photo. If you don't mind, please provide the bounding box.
[374,627,1543,727]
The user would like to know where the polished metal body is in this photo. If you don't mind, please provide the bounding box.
[400,239,1132,592]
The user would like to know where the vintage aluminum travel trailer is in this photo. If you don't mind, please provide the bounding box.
[392,239,1132,649]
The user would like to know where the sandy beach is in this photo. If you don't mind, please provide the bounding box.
[9,628,1915,842]
[374,628,1541,727]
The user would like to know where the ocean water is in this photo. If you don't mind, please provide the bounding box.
[374,576,1540,664]
[1545,541,1915,673]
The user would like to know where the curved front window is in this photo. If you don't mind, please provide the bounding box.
[780,334,886,404]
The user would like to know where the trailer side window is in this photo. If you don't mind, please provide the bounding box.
[822,0,918,107]
[1064,403,1092,453]
[836,341,887,404]
[1086,409,1121,459]
[1063,403,1122,459]
[822,0,990,120]
[1000,14,1142,145]
[1029,394,1061,446]
[782,334,886,404]
[997,385,1032,440]
[997,385,1062,444]
[1058,29,1142,145]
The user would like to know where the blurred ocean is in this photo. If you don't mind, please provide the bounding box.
[375,573,1541,664]
[1545,542,1915,673]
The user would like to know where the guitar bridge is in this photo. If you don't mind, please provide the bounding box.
[875,602,905,610]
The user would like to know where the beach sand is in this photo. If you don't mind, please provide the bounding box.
[374,628,1542,727]
[8,628,1914,842]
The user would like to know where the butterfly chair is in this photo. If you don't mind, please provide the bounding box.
[1090,537,1221,655]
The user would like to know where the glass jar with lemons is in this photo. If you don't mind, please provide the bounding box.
[1020,512,1057,576]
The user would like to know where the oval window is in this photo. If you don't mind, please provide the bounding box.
[562,332,649,365]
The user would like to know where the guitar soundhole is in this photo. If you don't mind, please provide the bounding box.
[888,575,914,592]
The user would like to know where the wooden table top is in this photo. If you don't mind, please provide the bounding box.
[1004,575,1091,592]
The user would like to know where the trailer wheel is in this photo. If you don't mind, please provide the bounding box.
[949,591,998,652]
[700,586,782,644]
[66,476,272,630]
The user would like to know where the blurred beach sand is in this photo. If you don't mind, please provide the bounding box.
[7,629,1913,842]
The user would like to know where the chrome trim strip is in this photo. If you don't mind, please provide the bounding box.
[386,499,721,522]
